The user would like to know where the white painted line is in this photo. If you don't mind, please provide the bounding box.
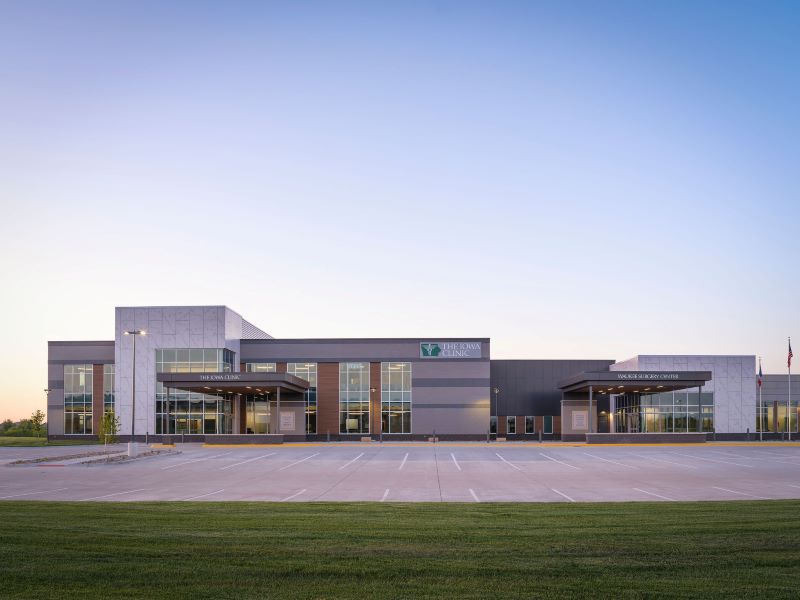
[381,488,390,502]
[469,488,480,502]
[673,452,752,468]
[634,487,675,501]
[277,453,319,472]
[338,452,364,470]
[0,487,69,500]
[551,488,575,502]
[633,454,698,469]
[82,488,148,501]
[539,453,580,470]
[162,452,230,470]
[281,488,307,502]
[495,453,521,471]
[185,489,226,501]
[450,453,462,471]
[712,486,770,500]
[220,453,275,470]
[399,452,409,470]
[785,483,800,489]
[583,452,637,469]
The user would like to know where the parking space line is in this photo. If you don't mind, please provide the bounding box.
[399,453,408,470]
[634,487,675,501]
[712,486,770,500]
[495,453,521,471]
[338,452,364,470]
[82,488,148,501]
[381,488,390,502]
[583,452,637,469]
[219,453,275,470]
[539,453,580,470]
[633,454,698,469]
[469,489,480,502]
[278,453,319,472]
[162,452,230,470]
[0,487,69,500]
[450,453,461,471]
[551,488,575,502]
[281,489,307,502]
[786,483,800,489]
[673,452,752,468]
[185,489,225,501]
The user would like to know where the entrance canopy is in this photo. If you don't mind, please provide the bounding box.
[558,370,712,394]
[157,371,310,396]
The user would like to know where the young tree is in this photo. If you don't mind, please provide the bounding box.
[30,410,46,439]
[97,411,120,448]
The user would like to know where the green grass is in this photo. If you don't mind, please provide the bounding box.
[1,501,799,599]
[0,436,99,447]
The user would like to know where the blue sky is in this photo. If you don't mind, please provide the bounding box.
[0,1,798,419]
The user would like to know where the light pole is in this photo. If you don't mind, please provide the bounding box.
[43,388,52,441]
[124,329,146,456]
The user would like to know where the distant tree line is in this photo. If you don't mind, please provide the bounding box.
[0,411,47,437]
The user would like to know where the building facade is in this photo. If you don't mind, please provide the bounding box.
[46,305,795,441]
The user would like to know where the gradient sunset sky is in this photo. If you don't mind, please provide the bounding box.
[1,1,798,420]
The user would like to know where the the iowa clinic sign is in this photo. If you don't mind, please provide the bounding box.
[420,342,482,359]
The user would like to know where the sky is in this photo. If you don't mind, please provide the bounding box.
[0,1,798,420]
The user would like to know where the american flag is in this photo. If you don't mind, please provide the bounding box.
[758,360,763,387]
[790,339,794,370]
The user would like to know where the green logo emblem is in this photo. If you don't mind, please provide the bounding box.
[421,343,442,357]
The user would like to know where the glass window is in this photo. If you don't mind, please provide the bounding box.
[490,416,497,434]
[155,348,234,435]
[506,416,516,435]
[64,364,93,434]
[287,363,318,434]
[103,364,115,414]
[245,362,277,373]
[381,362,411,434]
[525,416,534,434]
[340,362,370,434]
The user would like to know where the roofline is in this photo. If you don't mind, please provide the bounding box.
[241,337,490,343]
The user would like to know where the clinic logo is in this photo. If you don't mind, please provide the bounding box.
[420,343,442,357]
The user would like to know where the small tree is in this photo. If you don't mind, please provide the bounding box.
[97,410,120,448]
[30,410,46,439]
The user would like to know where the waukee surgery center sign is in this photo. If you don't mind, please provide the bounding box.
[420,342,482,359]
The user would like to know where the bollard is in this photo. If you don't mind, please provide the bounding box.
[145,431,149,444]
[327,430,330,443]
[487,428,490,444]
[181,431,185,444]
[539,429,542,444]
[746,427,750,442]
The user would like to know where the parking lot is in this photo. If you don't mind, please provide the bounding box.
[2,442,800,502]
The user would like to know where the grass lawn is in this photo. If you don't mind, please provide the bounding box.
[0,436,99,447]
[1,501,799,599]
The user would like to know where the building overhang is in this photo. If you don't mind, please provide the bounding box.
[156,372,310,396]
[557,371,712,394]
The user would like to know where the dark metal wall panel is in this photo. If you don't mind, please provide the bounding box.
[490,359,615,416]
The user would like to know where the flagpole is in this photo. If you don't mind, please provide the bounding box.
[759,357,763,442]
[789,337,792,442]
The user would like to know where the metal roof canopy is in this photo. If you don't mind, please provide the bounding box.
[156,372,310,396]
[558,371,712,394]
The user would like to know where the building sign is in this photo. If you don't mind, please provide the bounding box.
[420,342,482,359]
[572,410,588,431]
[280,411,295,432]
[199,374,242,381]
[616,373,680,381]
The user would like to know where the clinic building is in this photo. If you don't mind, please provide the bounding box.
[46,306,796,442]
